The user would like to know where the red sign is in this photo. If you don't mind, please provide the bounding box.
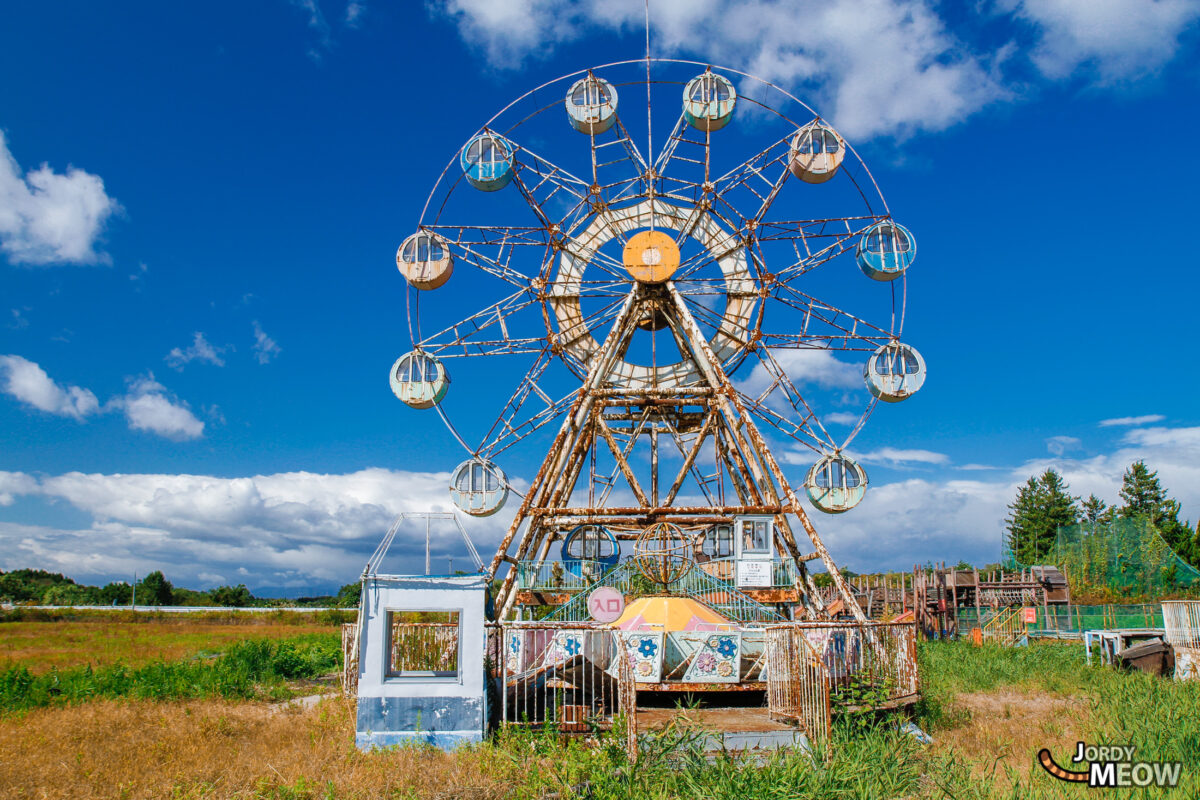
[1023,607,1037,624]
[587,586,625,623]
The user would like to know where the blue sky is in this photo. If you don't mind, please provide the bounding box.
[2,0,1200,595]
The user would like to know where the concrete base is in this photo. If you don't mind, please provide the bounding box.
[356,730,484,750]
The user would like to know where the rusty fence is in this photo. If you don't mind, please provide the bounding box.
[767,620,918,737]
[342,622,359,696]
[1162,601,1200,648]
[765,626,830,742]
[493,623,633,733]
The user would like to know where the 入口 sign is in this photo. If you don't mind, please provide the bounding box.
[588,586,625,623]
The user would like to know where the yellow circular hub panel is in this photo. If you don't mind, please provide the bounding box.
[622,230,680,284]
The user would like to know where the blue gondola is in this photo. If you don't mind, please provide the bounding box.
[460,133,515,192]
[560,524,620,580]
[856,221,916,281]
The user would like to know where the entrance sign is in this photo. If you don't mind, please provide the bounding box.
[588,586,625,623]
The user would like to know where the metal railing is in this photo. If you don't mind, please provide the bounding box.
[515,559,609,591]
[695,557,799,588]
[543,559,785,624]
[981,606,1025,647]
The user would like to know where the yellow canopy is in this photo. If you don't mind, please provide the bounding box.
[610,595,732,632]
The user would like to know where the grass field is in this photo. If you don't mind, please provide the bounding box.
[1,618,1197,799]
[0,620,339,674]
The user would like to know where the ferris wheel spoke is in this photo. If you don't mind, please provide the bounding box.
[589,116,650,199]
[745,347,840,444]
[475,348,566,457]
[765,284,894,349]
[417,289,546,357]
[760,215,885,281]
[709,135,792,228]
[427,227,548,290]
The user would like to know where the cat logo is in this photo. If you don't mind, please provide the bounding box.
[1038,742,1181,788]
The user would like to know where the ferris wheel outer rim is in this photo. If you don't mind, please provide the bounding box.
[401,57,912,483]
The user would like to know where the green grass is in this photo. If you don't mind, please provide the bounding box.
[474,641,1200,800]
[0,633,340,712]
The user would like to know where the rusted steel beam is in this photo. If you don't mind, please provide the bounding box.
[531,505,796,516]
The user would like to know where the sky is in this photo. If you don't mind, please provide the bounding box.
[2,0,1200,596]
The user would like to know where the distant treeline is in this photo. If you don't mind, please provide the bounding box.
[0,568,361,608]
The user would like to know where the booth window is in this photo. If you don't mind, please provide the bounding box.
[741,519,771,555]
[387,610,461,679]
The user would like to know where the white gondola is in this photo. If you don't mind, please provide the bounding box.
[449,458,509,517]
[389,351,449,409]
[682,72,736,132]
[396,232,453,290]
[804,454,867,514]
[789,122,844,184]
[864,342,925,402]
[565,76,618,135]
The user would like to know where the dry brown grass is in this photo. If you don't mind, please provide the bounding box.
[0,695,516,800]
[930,688,1090,783]
[0,621,334,674]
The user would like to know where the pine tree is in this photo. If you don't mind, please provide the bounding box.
[1117,460,1198,570]
[1080,494,1112,526]
[1005,469,1079,565]
[1117,461,1167,520]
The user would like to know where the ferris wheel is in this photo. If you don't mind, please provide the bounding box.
[390,59,925,526]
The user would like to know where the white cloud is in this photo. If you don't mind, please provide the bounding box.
[252,320,281,364]
[346,0,366,27]
[958,463,999,471]
[0,354,99,420]
[1099,413,1165,427]
[1045,434,1081,456]
[435,0,1006,139]
[0,471,38,506]
[165,332,226,370]
[114,375,205,440]
[855,447,951,466]
[738,349,863,398]
[1003,0,1200,82]
[826,411,861,425]
[0,131,120,266]
[0,467,513,591]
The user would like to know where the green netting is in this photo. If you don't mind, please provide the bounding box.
[1046,518,1200,597]
[957,604,1164,633]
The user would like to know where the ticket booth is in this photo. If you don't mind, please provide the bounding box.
[734,515,775,588]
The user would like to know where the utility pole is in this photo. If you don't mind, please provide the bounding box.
[425,516,431,576]
[131,572,137,608]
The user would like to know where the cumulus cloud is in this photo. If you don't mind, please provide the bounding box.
[738,349,863,399]
[434,0,1200,140]
[113,375,205,440]
[1045,435,1081,456]
[0,354,100,420]
[252,321,281,364]
[165,332,226,370]
[0,355,207,440]
[1002,0,1200,82]
[0,468,511,591]
[436,0,1005,139]
[826,411,861,425]
[0,131,120,265]
[1099,413,1165,427]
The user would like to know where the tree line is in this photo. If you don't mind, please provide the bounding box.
[1005,459,1200,568]
[0,568,361,608]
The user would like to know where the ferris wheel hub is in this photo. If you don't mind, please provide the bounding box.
[622,230,680,285]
